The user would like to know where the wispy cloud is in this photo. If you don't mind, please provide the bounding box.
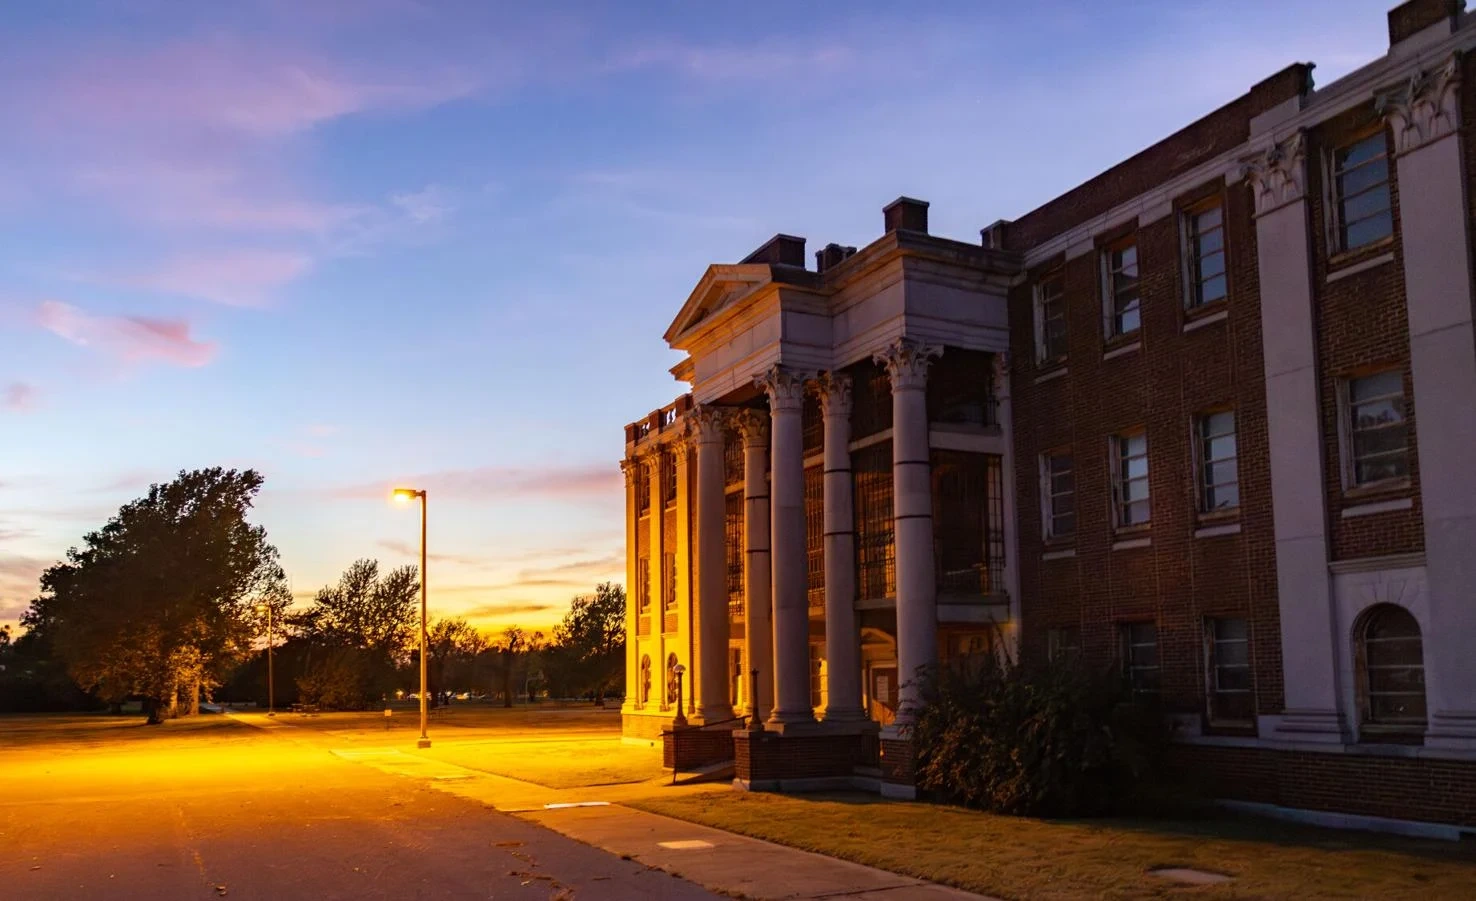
[457,601,558,620]
[390,184,454,225]
[375,538,497,568]
[3,382,38,412]
[36,301,217,369]
[111,249,313,308]
[329,464,620,504]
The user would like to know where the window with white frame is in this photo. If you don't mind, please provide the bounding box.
[1111,431,1150,527]
[1330,131,1393,253]
[1342,369,1408,487]
[1040,451,1075,539]
[1048,626,1081,662]
[1205,617,1253,722]
[1184,201,1227,308]
[1196,410,1239,513]
[1034,272,1068,363]
[1102,239,1140,338]
[1120,622,1160,699]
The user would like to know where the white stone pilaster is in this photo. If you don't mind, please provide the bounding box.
[815,372,867,724]
[643,453,667,710]
[620,458,639,713]
[1243,131,1347,742]
[688,406,734,723]
[758,365,817,730]
[993,352,1021,648]
[736,408,774,722]
[875,338,942,726]
[1380,54,1476,748]
[673,437,695,717]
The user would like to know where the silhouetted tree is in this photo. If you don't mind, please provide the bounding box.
[291,559,418,709]
[426,617,487,706]
[552,582,626,706]
[494,627,542,707]
[24,468,286,723]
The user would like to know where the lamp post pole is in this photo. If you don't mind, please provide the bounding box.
[417,490,430,749]
[266,603,275,717]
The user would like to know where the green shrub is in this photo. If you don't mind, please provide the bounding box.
[909,651,1168,817]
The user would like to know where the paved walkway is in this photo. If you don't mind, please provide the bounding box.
[231,711,990,900]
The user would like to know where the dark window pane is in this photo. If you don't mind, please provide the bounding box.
[1343,185,1391,223]
[1338,157,1388,196]
[1198,249,1226,278]
[1351,371,1402,403]
[1337,134,1386,169]
[1199,274,1228,304]
[1197,227,1224,255]
[1345,210,1393,249]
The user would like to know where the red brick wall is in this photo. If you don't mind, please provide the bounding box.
[1305,102,1424,561]
[1171,743,1476,828]
[736,731,865,783]
[664,726,735,770]
[1010,167,1282,717]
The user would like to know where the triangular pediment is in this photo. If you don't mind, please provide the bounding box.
[663,264,773,346]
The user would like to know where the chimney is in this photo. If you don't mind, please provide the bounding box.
[741,234,808,268]
[815,243,858,273]
[1387,0,1462,49]
[883,197,929,235]
[980,219,1012,252]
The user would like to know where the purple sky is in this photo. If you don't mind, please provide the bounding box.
[0,0,1396,633]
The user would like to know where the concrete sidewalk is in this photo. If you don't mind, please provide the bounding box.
[231,710,991,900]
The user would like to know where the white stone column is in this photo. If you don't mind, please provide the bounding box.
[1243,132,1346,742]
[815,372,867,724]
[1380,56,1476,749]
[620,458,639,713]
[736,409,774,722]
[688,406,733,723]
[758,365,816,729]
[644,453,667,710]
[875,338,941,724]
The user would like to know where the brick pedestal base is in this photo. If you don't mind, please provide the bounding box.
[879,735,917,798]
[734,729,873,791]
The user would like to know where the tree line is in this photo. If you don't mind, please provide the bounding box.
[0,468,625,719]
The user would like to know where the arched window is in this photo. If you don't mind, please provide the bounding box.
[666,653,680,706]
[639,655,651,706]
[1358,605,1427,735]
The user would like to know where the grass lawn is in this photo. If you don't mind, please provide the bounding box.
[630,791,1476,900]
[428,737,662,789]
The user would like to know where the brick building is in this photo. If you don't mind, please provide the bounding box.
[620,0,1476,835]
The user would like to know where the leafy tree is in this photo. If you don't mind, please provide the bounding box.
[425,617,487,705]
[24,468,285,723]
[291,559,418,709]
[552,582,625,706]
[493,626,543,707]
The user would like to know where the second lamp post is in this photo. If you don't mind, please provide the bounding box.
[393,487,431,749]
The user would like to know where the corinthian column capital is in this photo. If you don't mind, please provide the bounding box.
[683,405,727,446]
[874,337,942,391]
[733,408,770,448]
[1241,131,1306,218]
[1379,52,1462,155]
[754,365,811,413]
[812,371,853,419]
[620,457,639,485]
[638,452,663,477]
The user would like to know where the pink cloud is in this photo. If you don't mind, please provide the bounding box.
[3,382,39,412]
[36,300,217,368]
[330,464,620,503]
[112,249,313,307]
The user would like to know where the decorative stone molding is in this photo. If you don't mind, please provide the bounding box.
[683,405,727,446]
[811,371,852,418]
[1378,52,1462,155]
[991,351,1011,402]
[1241,131,1306,217]
[620,457,639,485]
[873,338,943,391]
[754,365,811,412]
[733,408,770,448]
[638,452,663,477]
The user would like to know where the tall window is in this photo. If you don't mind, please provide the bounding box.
[1041,451,1075,539]
[1103,239,1140,338]
[661,452,677,507]
[662,552,676,611]
[725,491,745,617]
[1205,618,1253,722]
[1035,273,1068,362]
[1331,131,1393,253]
[1196,410,1239,512]
[1358,605,1427,735]
[809,644,826,710]
[665,652,680,705]
[932,451,1004,597]
[1048,626,1081,662]
[1343,370,1409,487]
[854,442,895,600]
[805,464,825,607]
[636,563,651,613]
[1120,622,1160,699]
[639,655,651,705]
[1111,431,1150,527]
[636,464,651,516]
[1184,201,1227,308]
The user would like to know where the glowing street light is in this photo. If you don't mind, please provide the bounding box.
[392,487,431,749]
[255,603,276,717]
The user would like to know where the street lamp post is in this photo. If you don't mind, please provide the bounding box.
[393,487,431,749]
[255,603,275,717]
[672,664,687,728]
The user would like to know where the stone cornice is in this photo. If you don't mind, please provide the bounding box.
[874,337,942,391]
[1378,51,1462,154]
[1241,131,1307,218]
[812,371,853,418]
[755,365,811,413]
